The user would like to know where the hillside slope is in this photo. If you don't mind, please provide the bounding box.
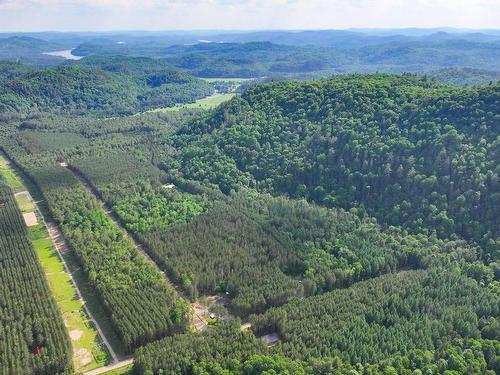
[172,75,499,258]
[0,57,213,115]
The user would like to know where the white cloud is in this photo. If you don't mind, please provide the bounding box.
[0,0,498,31]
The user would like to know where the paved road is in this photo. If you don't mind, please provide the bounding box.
[22,189,119,363]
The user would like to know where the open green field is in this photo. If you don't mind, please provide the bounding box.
[101,364,133,375]
[201,77,255,83]
[150,93,236,112]
[0,155,23,192]
[30,231,111,372]
[0,154,111,373]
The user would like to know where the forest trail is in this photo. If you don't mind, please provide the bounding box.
[62,164,208,332]
[63,164,174,286]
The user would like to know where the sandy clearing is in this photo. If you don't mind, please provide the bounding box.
[70,330,84,341]
[14,191,30,199]
[191,302,209,331]
[23,212,38,226]
[80,354,93,366]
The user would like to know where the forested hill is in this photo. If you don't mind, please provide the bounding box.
[424,67,500,86]
[160,39,500,78]
[0,36,65,65]
[172,74,499,259]
[0,58,212,116]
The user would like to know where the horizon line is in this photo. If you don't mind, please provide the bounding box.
[1,27,500,34]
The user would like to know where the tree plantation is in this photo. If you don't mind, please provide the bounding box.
[0,177,72,374]
[1,141,189,353]
[135,271,499,374]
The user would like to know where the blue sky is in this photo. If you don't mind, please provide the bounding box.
[0,0,498,32]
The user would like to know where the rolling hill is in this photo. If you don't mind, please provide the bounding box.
[0,57,213,115]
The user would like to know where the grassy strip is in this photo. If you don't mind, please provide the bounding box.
[100,364,134,375]
[150,93,236,112]
[201,77,255,83]
[0,154,112,372]
[0,155,23,192]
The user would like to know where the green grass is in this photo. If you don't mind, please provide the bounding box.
[29,215,111,372]
[201,77,255,83]
[16,194,36,213]
[0,154,112,372]
[0,154,24,193]
[151,93,237,112]
[100,364,134,375]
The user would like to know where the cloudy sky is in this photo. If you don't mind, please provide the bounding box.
[0,0,498,32]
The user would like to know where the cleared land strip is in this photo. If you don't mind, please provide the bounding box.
[0,154,118,370]
[21,191,119,364]
[45,220,119,363]
[84,358,134,375]
[64,164,207,332]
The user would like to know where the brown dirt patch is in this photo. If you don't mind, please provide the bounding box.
[22,212,38,226]
[70,329,83,341]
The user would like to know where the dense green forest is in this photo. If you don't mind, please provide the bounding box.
[250,271,498,364]
[0,58,213,115]
[134,320,267,375]
[135,271,499,374]
[424,67,500,86]
[170,75,499,261]
[0,175,72,375]
[161,40,500,77]
[41,130,477,316]
[0,54,498,375]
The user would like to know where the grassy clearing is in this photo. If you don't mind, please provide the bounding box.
[16,193,35,212]
[201,77,255,83]
[0,154,112,372]
[0,155,23,192]
[101,364,134,375]
[151,93,236,112]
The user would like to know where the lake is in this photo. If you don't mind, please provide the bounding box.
[43,49,83,60]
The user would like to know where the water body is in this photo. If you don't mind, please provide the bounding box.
[43,49,83,60]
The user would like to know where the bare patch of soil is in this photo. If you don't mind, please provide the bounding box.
[23,212,38,226]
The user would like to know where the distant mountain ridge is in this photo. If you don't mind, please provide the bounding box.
[0,29,498,77]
